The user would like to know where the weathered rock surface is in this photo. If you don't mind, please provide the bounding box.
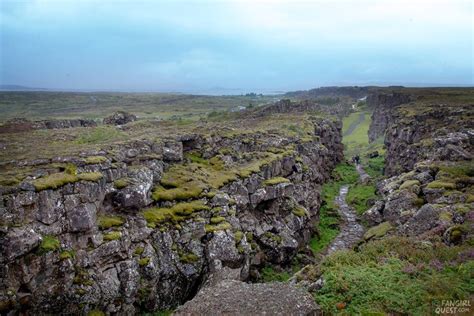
[0,117,343,314]
[174,280,320,316]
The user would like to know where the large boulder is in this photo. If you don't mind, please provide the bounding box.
[103,111,137,126]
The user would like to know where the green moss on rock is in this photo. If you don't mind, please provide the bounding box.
[179,252,199,264]
[205,221,232,233]
[32,171,103,191]
[143,201,209,227]
[292,205,307,217]
[39,235,60,253]
[134,247,145,256]
[427,181,456,190]
[98,215,124,230]
[138,257,150,266]
[234,231,244,243]
[77,172,103,182]
[364,222,393,241]
[32,172,78,191]
[103,231,121,241]
[59,250,74,260]
[210,216,226,224]
[263,177,290,186]
[399,180,420,190]
[84,156,107,164]
[114,178,131,189]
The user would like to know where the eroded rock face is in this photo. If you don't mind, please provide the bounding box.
[0,118,343,314]
[367,92,411,142]
[174,280,321,316]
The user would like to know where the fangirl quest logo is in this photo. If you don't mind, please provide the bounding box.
[433,299,471,315]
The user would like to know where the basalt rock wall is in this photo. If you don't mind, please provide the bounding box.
[0,118,343,314]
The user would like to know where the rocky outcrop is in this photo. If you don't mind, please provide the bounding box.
[362,161,473,243]
[103,111,137,125]
[384,104,473,176]
[250,99,349,118]
[0,118,343,314]
[366,89,473,176]
[367,92,411,142]
[0,118,97,133]
[286,86,370,99]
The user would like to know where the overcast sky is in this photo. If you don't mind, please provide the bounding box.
[0,0,472,93]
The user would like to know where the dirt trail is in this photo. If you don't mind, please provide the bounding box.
[324,184,364,254]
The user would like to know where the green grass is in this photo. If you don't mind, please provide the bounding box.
[363,155,385,178]
[315,237,474,315]
[309,163,358,254]
[260,266,292,282]
[342,112,363,135]
[309,205,340,253]
[342,111,371,155]
[346,184,377,215]
[75,126,124,144]
[39,235,60,253]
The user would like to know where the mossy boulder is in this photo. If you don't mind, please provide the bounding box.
[364,222,393,241]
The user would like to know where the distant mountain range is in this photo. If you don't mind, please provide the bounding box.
[0,84,48,91]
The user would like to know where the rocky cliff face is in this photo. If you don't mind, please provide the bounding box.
[383,103,473,176]
[0,117,343,314]
[367,92,411,143]
[362,90,473,247]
